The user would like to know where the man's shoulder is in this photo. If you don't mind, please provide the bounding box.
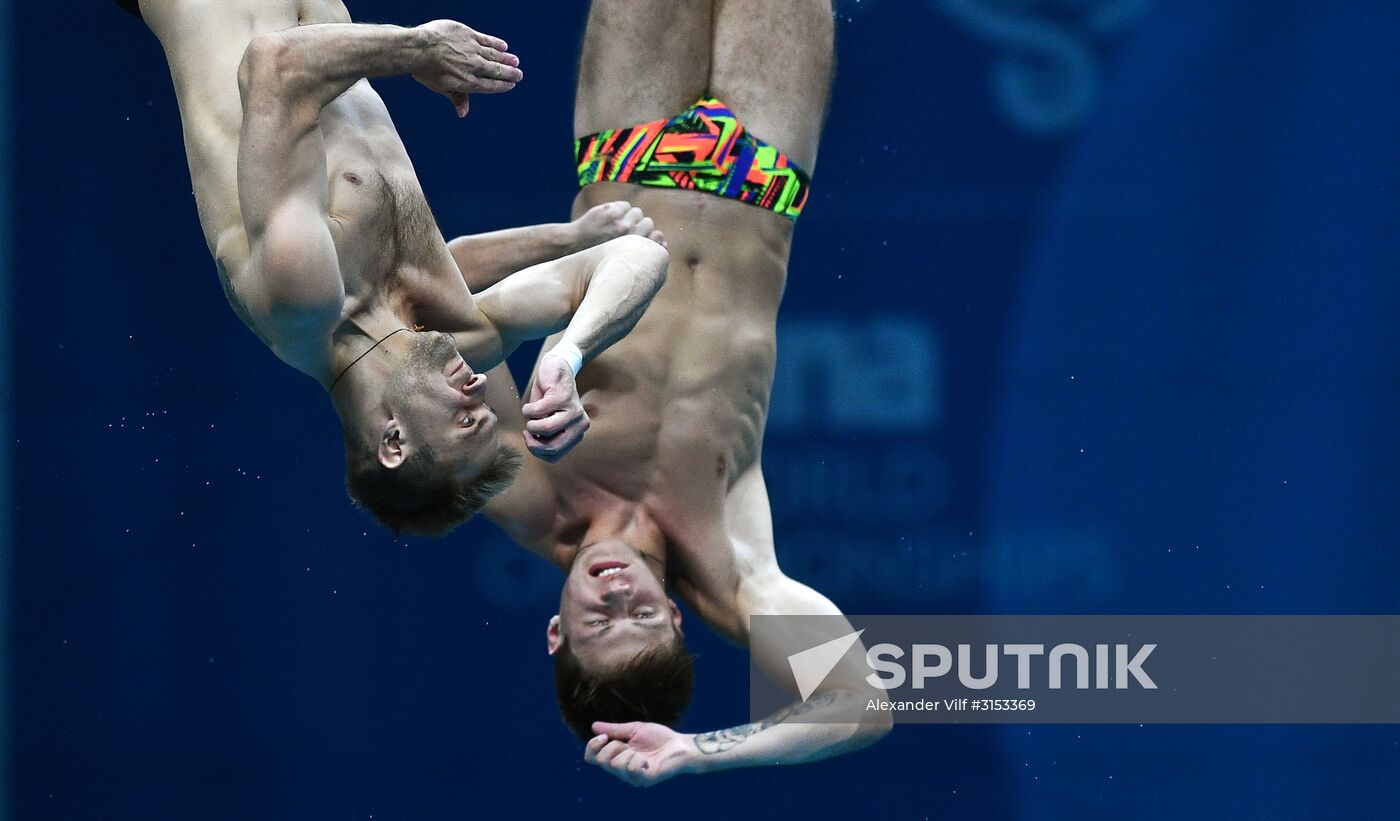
[482,458,563,555]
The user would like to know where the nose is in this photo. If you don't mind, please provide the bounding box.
[599,583,632,604]
[462,372,487,397]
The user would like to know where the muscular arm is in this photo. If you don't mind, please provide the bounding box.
[233,19,519,362]
[449,201,663,292]
[586,470,891,785]
[448,224,576,291]
[586,572,891,786]
[474,234,669,366]
[243,20,519,114]
[232,27,354,351]
[685,572,892,774]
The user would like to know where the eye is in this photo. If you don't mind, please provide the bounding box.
[587,619,608,627]
[633,609,656,619]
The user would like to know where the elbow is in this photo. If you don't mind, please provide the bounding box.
[866,706,895,739]
[851,687,894,745]
[238,32,311,106]
[611,234,670,290]
[826,687,893,750]
[849,705,893,751]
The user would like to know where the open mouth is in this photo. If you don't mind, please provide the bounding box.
[588,561,629,578]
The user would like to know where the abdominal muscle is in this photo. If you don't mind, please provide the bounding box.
[552,183,793,535]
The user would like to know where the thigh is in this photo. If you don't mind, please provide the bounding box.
[574,0,715,137]
[708,0,834,172]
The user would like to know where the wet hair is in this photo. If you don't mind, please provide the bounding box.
[345,441,522,537]
[553,629,695,740]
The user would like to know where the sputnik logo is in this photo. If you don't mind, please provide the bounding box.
[786,629,865,701]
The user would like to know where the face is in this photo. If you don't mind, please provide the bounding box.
[548,540,682,671]
[382,330,500,477]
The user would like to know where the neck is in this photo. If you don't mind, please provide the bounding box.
[569,507,671,579]
[324,305,418,441]
[329,303,413,384]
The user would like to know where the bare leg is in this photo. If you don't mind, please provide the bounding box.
[574,0,715,138]
[709,0,834,172]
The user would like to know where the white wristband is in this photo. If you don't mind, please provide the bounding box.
[547,341,584,376]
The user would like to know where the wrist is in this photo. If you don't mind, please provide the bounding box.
[544,341,584,376]
[680,735,709,775]
[555,221,583,254]
[411,22,447,73]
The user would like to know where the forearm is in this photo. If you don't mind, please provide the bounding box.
[682,691,892,776]
[449,223,577,291]
[555,235,668,363]
[245,23,433,108]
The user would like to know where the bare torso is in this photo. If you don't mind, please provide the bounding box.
[496,182,796,640]
[485,0,835,643]
[145,0,469,373]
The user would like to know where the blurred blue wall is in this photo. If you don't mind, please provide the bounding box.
[7,0,1399,818]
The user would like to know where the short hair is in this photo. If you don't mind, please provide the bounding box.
[345,441,522,537]
[553,629,695,741]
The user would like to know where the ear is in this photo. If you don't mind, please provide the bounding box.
[378,419,405,469]
[546,614,564,655]
[667,598,683,637]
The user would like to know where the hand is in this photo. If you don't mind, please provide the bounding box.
[584,722,698,788]
[520,354,589,462]
[568,201,667,252]
[412,20,523,118]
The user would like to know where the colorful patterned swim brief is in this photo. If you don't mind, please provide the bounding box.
[575,98,811,221]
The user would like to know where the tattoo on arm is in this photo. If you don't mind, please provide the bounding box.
[692,691,838,755]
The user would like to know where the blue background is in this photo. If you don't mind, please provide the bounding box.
[8,0,1400,817]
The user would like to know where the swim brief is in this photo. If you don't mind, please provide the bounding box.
[575,98,811,221]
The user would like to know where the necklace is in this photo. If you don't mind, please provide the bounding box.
[328,327,411,393]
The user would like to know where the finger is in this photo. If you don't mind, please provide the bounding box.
[590,201,629,224]
[447,91,469,119]
[592,721,641,740]
[523,431,566,463]
[631,217,655,237]
[467,78,518,95]
[474,59,524,83]
[609,749,638,773]
[527,418,587,461]
[584,733,608,765]
[471,30,509,52]
[521,387,571,419]
[526,428,582,461]
[521,395,568,419]
[526,376,548,403]
[594,740,628,767]
[621,206,644,230]
[477,46,521,68]
[525,410,573,437]
[648,230,667,248]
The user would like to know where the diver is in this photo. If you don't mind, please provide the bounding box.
[471,0,893,784]
[126,0,669,534]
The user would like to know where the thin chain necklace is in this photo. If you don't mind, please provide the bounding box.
[328,327,411,393]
